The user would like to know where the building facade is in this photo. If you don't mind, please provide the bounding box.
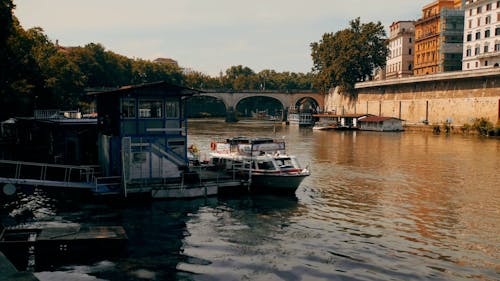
[462,0,500,70]
[414,0,464,75]
[386,21,416,79]
[455,0,465,8]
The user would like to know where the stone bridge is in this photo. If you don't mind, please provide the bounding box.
[197,90,325,121]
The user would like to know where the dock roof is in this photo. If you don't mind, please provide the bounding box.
[88,81,202,97]
[359,116,402,123]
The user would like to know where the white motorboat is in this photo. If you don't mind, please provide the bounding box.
[208,137,310,193]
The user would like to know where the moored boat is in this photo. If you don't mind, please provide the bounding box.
[207,137,310,193]
[312,113,338,130]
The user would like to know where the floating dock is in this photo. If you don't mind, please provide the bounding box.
[0,159,250,199]
[0,225,128,270]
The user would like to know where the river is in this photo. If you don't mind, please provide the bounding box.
[1,119,499,280]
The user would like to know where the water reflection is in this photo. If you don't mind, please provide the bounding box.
[1,119,498,280]
[183,120,499,280]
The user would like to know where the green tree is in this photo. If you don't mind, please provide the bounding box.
[1,18,47,118]
[0,0,15,47]
[184,71,222,89]
[311,18,388,95]
[130,59,183,85]
[223,65,258,90]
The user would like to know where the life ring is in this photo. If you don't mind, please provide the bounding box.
[210,142,216,150]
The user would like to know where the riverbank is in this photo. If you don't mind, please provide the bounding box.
[326,68,500,126]
[404,123,500,136]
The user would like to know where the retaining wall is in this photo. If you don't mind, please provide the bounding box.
[325,69,500,126]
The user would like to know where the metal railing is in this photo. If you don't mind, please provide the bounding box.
[0,160,99,188]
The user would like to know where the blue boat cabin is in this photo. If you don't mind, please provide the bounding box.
[91,82,199,183]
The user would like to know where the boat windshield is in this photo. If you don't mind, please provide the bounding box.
[275,157,295,168]
[256,161,276,170]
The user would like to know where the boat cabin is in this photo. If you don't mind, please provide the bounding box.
[90,82,200,180]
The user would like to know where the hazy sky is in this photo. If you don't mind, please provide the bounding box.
[14,0,424,76]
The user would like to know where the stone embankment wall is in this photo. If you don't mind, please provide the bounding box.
[325,69,500,126]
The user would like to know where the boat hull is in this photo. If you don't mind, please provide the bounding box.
[249,173,308,193]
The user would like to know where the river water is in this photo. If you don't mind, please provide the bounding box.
[1,119,499,281]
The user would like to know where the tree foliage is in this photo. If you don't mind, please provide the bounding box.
[181,66,314,92]
[311,18,388,95]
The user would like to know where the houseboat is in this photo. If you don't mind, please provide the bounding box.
[208,137,310,193]
[288,111,314,126]
[358,116,404,131]
[90,81,250,198]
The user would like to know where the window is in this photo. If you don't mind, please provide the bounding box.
[496,27,500,35]
[485,60,488,66]
[484,45,489,53]
[466,48,472,56]
[487,3,492,11]
[409,48,412,55]
[486,29,491,38]
[477,6,482,14]
[477,17,481,26]
[486,15,491,24]
[475,46,480,55]
[165,98,179,118]
[468,20,472,29]
[469,9,473,16]
[467,63,470,69]
[121,99,136,118]
[495,43,500,51]
[409,37,412,43]
[476,31,481,40]
[139,100,162,118]
[467,33,472,41]
[498,1,500,8]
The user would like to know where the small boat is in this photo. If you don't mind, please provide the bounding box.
[207,137,310,193]
[312,113,339,130]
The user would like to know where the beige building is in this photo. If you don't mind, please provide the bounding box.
[462,0,500,70]
[386,21,416,79]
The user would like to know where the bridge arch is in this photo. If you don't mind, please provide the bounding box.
[291,96,321,112]
[185,95,227,118]
[235,96,284,118]
[198,91,325,121]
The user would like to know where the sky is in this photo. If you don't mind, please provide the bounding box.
[14,0,424,76]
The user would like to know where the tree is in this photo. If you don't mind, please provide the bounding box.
[223,65,258,90]
[311,18,388,95]
[184,71,222,89]
[1,18,47,118]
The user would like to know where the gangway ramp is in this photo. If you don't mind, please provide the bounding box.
[0,160,112,193]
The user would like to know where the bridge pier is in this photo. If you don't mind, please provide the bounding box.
[225,106,238,123]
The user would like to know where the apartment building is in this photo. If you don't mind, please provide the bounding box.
[462,0,500,70]
[386,21,416,78]
[414,0,464,75]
